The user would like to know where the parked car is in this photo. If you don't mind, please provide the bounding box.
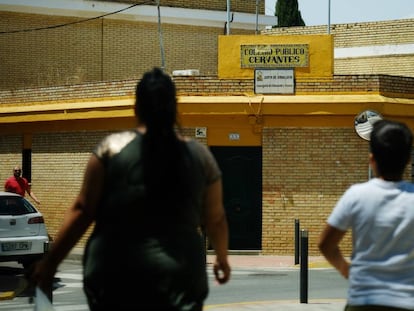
[0,191,51,269]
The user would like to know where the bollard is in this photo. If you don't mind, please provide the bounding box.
[300,229,308,303]
[294,219,300,265]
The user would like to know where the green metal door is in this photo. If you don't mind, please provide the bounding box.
[210,147,262,250]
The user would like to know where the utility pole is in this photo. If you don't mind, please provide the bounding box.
[226,0,231,35]
[255,0,259,34]
[327,0,331,34]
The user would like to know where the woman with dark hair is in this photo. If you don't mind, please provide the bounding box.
[29,67,231,310]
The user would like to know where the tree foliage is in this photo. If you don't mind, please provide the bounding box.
[275,0,305,27]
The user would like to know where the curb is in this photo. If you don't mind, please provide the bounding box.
[66,250,334,269]
[308,261,333,269]
[204,299,347,310]
[0,291,15,300]
[0,277,27,301]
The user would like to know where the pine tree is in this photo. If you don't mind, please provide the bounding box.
[275,0,305,27]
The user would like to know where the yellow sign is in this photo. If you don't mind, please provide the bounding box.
[240,44,309,68]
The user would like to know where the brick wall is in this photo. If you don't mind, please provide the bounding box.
[9,127,204,248]
[30,131,112,245]
[262,127,367,255]
[262,126,412,255]
[2,9,413,91]
[264,19,414,46]
[0,12,252,90]
[2,123,412,255]
[1,8,413,256]
[0,135,23,188]
[334,55,414,78]
[98,0,265,13]
[1,74,413,105]
[165,0,264,13]
[264,19,414,78]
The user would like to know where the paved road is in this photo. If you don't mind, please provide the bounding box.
[0,254,348,310]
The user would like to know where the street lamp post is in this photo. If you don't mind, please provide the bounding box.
[327,0,331,34]
[226,0,231,35]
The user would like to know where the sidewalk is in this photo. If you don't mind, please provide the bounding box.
[66,248,334,269]
[204,300,346,310]
[66,249,346,310]
[1,250,347,310]
[204,254,346,311]
[206,254,333,269]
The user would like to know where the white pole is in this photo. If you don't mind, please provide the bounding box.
[226,0,231,35]
[327,0,331,34]
[255,0,259,34]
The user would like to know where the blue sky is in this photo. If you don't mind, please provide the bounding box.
[265,0,414,26]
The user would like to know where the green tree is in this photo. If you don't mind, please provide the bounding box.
[275,0,305,27]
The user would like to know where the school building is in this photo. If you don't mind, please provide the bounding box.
[0,1,413,255]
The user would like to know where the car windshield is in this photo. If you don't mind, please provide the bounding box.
[0,196,37,216]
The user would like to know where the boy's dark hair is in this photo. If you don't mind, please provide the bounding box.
[370,119,413,180]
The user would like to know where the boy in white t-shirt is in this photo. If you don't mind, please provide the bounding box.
[319,119,414,311]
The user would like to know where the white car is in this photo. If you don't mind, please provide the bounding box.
[0,191,51,269]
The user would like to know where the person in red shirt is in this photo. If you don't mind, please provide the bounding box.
[4,165,41,204]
